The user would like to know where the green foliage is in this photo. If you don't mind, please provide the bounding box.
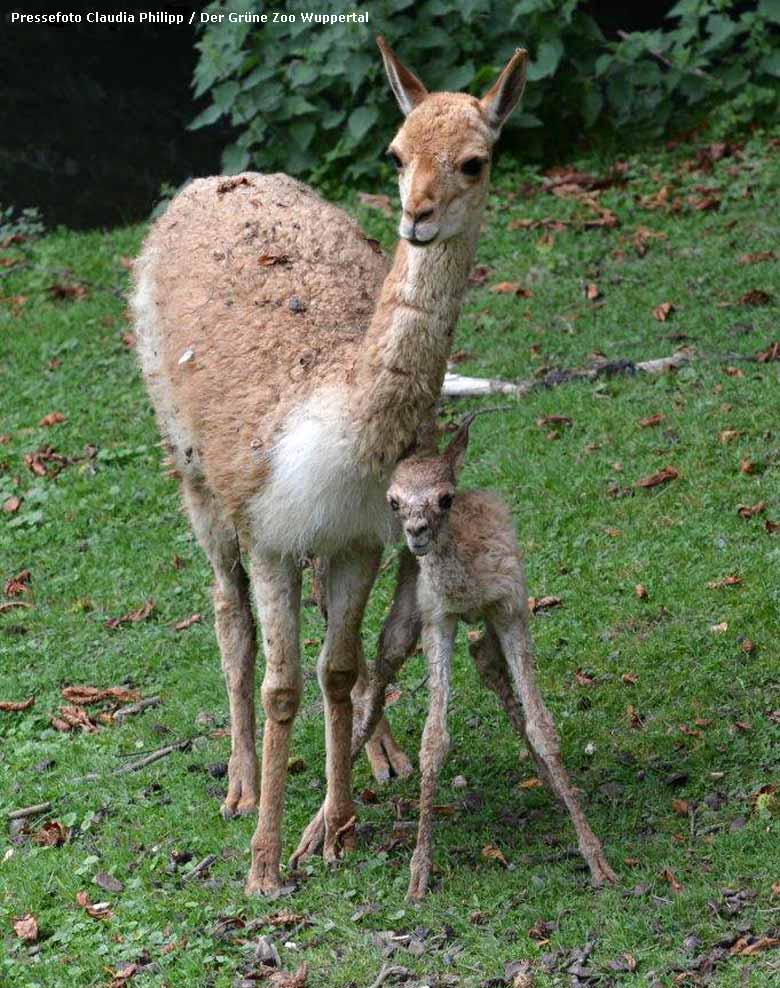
[0,204,44,243]
[191,0,780,183]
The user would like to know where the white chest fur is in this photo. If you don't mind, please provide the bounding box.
[248,389,395,557]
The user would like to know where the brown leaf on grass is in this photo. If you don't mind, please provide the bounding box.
[121,331,137,349]
[740,458,759,474]
[357,193,392,217]
[719,429,741,444]
[679,723,701,737]
[536,415,572,429]
[635,466,679,489]
[707,575,742,589]
[1,294,28,310]
[106,599,155,629]
[490,281,533,297]
[2,495,22,514]
[574,668,595,687]
[13,914,39,942]
[724,365,745,377]
[269,963,309,988]
[756,340,780,363]
[739,289,772,306]
[633,226,667,256]
[710,621,729,634]
[734,720,752,732]
[264,911,310,929]
[38,411,66,427]
[481,843,509,867]
[584,281,601,301]
[737,501,765,518]
[661,867,683,894]
[32,820,69,846]
[740,637,756,654]
[766,519,780,534]
[653,302,675,322]
[257,253,289,267]
[672,799,690,815]
[738,251,776,265]
[24,444,68,478]
[626,704,645,729]
[173,613,202,632]
[51,705,99,733]
[61,685,140,706]
[731,936,780,956]
[449,348,472,365]
[518,777,543,790]
[4,569,31,596]
[528,595,562,614]
[622,672,639,685]
[468,264,491,285]
[108,963,137,988]
[639,413,665,428]
[76,890,113,919]
[635,584,648,599]
[690,194,720,211]
[0,696,34,712]
[48,281,89,301]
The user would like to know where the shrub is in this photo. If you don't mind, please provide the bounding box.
[191,0,780,185]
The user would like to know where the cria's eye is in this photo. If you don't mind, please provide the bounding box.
[438,493,453,510]
[387,150,403,170]
[389,497,399,511]
[461,157,485,177]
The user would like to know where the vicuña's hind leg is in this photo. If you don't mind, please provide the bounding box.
[492,614,617,887]
[246,552,303,894]
[182,481,259,819]
[291,549,419,866]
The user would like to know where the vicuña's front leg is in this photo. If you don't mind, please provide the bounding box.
[320,545,381,863]
[493,614,617,887]
[246,553,303,895]
[291,549,419,866]
[408,617,456,901]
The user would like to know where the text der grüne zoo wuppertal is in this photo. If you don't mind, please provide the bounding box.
[9,10,370,26]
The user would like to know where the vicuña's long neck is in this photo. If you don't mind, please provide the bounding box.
[350,225,480,474]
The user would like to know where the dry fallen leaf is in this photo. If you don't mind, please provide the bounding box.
[626,704,645,729]
[32,820,69,847]
[49,281,89,301]
[536,414,572,429]
[269,962,309,988]
[0,696,34,712]
[174,613,202,632]
[653,302,675,322]
[13,914,39,942]
[528,595,562,614]
[106,599,155,629]
[635,465,679,489]
[738,289,772,306]
[707,575,742,589]
[4,569,31,596]
[635,584,648,599]
[661,867,683,894]
[585,281,601,301]
[108,963,138,988]
[672,799,690,815]
[2,495,22,514]
[257,253,289,267]
[38,411,66,427]
[740,637,756,654]
[730,936,780,956]
[710,621,729,634]
[756,340,780,363]
[740,458,759,475]
[76,890,113,919]
[51,705,100,733]
[490,281,533,297]
[61,685,140,706]
[518,776,543,790]
[719,429,741,444]
[738,251,776,265]
[737,501,765,519]
[622,672,639,685]
[766,519,780,534]
[639,413,665,428]
[481,843,509,867]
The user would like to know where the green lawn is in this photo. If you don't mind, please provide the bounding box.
[2,128,780,988]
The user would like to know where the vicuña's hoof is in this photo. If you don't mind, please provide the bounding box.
[245,870,282,896]
[290,809,325,867]
[587,850,618,887]
[221,795,258,820]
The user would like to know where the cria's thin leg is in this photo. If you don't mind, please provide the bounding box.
[408,617,456,901]
[320,545,382,864]
[181,481,259,820]
[469,624,526,737]
[493,615,617,887]
[246,553,302,895]
[291,549,419,867]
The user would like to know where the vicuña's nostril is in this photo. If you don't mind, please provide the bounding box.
[414,208,434,224]
[407,522,429,537]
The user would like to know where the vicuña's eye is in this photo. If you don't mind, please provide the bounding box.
[438,493,453,510]
[389,497,400,511]
[387,150,403,170]
[461,157,485,177]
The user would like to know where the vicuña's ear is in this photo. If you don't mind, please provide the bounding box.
[445,413,476,475]
[377,36,428,117]
[480,48,528,133]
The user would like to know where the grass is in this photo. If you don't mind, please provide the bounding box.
[2,127,780,988]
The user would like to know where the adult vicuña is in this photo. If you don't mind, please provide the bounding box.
[386,415,617,899]
[132,37,529,893]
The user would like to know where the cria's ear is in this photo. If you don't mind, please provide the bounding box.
[480,48,528,133]
[377,36,428,117]
[445,413,476,475]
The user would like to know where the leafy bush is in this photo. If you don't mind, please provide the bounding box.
[191,0,780,185]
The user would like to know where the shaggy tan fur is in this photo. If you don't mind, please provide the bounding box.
[387,419,617,899]
[131,38,529,895]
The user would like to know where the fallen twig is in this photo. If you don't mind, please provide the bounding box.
[441,350,691,399]
[8,801,52,821]
[0,601,32,614]
[367,963,412,988]
[73,739,192,783]
[183,853,216,882]
[113,696,161,723]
